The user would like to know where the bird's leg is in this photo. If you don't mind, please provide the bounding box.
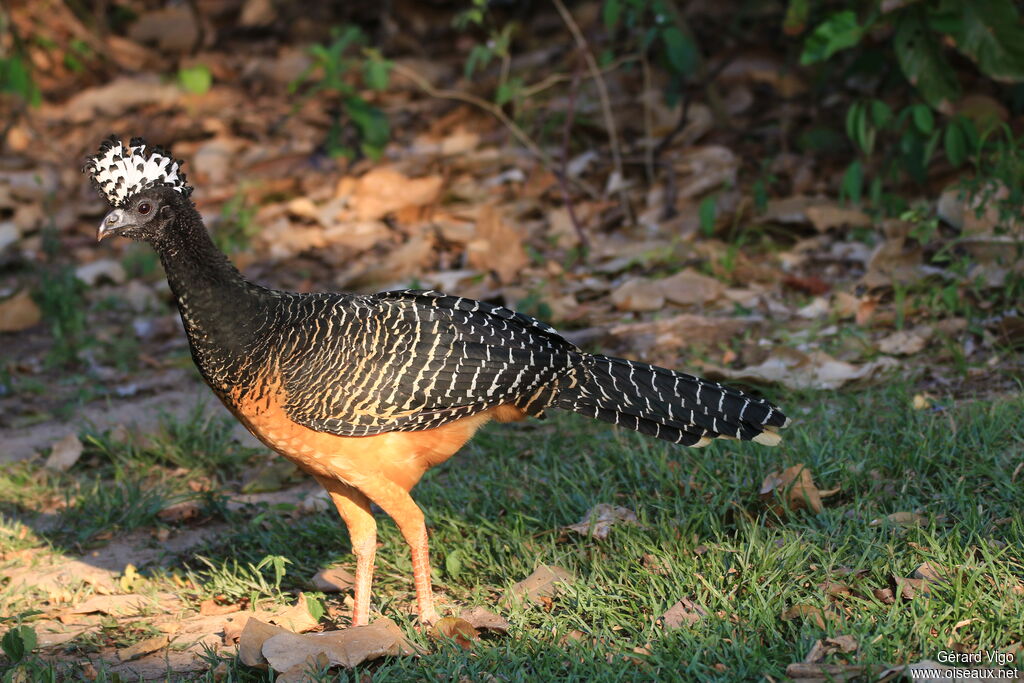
[314,476,377,628]
[351,474,440,626]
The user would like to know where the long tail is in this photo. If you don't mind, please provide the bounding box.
[554,354,789,447]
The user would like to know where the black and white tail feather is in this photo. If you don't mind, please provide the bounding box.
[557,355,789,447]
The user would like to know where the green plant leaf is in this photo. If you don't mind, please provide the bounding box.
[305,594,326,622]
[661,26,697,75]
[893,9,959,112]
[698,195,717,236]
[445,548,464,579]
[1,625,36,663]
[0,56,42,107]
[911,103,934,134]
[465,44,493,79]
[363,53,392,91]
[840,160,863,204]
[942,0,1024,82]
[800,10,863,65]
[944,121,967,166]
[603,0,622,31]
[345,96,390,160]
[870,99,893,129]
[178,65,212,95]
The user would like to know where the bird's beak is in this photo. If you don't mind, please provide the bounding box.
[98,209,134,241]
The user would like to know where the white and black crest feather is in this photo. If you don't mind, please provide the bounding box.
[85,136,192,208]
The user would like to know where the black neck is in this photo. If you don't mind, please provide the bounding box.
[153,209,272,386]
[155,211,248,297]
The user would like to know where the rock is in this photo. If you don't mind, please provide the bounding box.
[658,268,725,306]
[76,259,127,286]
[610,278,665,312]
[121,280,160,313]
[44,434,83,471]
[0,222,19,253]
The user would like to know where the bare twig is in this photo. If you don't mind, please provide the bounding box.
[557,61,589,251]
[389,62,558,177]
[518,54,639,100]
[641,54,655,187]
[552,0,633,223]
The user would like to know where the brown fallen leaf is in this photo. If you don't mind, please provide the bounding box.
[459,607,510,634]
[0,289,42,332]
[869,511,927,527]
[312,567,356,593]
[44,433,83,472]
[342,167,443,222]
[505,565,573,605]
[877,329,929,356]
[894,577,931,600]
[702,348,898,391]
[873,587,896,604]
[609,314,748,355]
[258,618,416,672]
[199,598,242,616]
[783,274,831,296]
[804,204,872,232]
[268,593,320,633]
[913,562,949,582]
[610,278,665,312]
[804,635,859,663]
[238,618,291,668]
[780,604,837,629]
[67,594,162,616]
[118,635,170,662]
[564,504,638,540]
[430,617,479,650]
[641,554,671,576]
[759,464,838,515]
[465,204,529,283]
[157,500,202,523]
[659,598,707,629]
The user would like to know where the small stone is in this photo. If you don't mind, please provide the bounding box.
[76,259,127,286]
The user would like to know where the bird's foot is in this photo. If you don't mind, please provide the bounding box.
[414,605,442,630]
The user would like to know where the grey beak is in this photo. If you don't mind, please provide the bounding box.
[98,209,132,241]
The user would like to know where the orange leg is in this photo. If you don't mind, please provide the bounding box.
[351,474,440,625]
[314,476,377,628]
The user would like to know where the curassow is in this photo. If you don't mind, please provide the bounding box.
[85,136,789,627]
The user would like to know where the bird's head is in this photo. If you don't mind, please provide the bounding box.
[84,136,194,243]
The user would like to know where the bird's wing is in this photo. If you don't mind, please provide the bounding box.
[276,290,580,436]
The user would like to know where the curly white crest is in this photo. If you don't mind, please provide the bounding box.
[85,136,191,208]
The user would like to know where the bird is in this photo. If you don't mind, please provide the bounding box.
[84,136,790,628]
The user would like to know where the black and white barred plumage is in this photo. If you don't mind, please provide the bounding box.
[258,288,788,446]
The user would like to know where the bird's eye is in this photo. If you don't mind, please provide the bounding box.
[138,202,152,215]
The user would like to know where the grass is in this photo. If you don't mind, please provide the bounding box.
[1,384,1022,680]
